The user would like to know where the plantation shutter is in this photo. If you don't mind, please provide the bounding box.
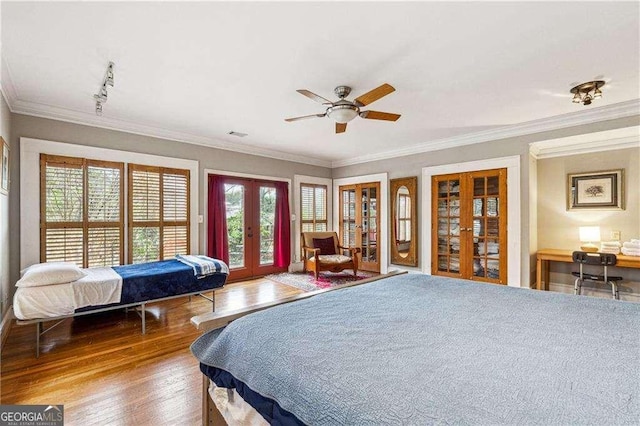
[128,164,190,263]
[300,183,327,232]
[41,154,124,267]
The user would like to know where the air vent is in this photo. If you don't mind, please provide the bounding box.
[228,131,248,137]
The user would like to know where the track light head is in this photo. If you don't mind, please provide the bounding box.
[93,61,115,115]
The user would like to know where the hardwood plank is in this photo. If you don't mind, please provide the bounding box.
[1,278,302,425]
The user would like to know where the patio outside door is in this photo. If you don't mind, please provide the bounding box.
[223,177,285,281]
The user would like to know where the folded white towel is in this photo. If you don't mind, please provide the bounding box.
[621,247,640,256]
[600,247,620,255]
[600,241,622,248]
[622,241,640,249]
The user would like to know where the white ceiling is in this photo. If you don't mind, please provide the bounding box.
[2,2,639,167]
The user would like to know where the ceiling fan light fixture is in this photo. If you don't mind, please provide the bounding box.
[327,104,359,123]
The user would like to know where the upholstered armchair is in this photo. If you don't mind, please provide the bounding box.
[301,231,361,280]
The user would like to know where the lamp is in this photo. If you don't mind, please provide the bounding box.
[579,226,600,252]
[570,81,605,106]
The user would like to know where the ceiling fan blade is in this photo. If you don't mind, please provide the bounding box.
[360,110,401,121]
[336,122,347,133]
[354,83,395,107]
[297,89,333,104]
[285,113,326,122]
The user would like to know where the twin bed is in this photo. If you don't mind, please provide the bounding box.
[14,256,229,357]
[191,273,639,425]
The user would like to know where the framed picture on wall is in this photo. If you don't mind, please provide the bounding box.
[0,137,8,195]
[567,169,624,210]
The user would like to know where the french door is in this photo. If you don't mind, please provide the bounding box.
[431,168,507,284]
[222,177,285,281]
[339,182,380,272]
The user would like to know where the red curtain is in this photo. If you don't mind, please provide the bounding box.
[207,175,229,265]
[273,181,291,268]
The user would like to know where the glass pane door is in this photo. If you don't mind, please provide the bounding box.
[339,183,380,273]
[434,177,462,277]
[360,185,378,269]
[470,171,504,283]
[224,183,246,269]
[341,187,356,248]
[259,186,276,265]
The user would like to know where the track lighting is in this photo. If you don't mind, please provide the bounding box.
[94,61,115,115]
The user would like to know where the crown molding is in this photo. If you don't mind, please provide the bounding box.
[1,67,332,168]
[3,57,638,171]
[331,99,640,168]
[529,126,640,159]
[8,99,331,168]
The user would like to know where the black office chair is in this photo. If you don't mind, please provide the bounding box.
[572,251,623,300]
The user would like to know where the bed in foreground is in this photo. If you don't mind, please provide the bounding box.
[191,273,639,425]
[15,256,228,357]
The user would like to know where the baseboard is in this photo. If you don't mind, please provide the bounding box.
[1,305,14,352]
[549,281,640,302]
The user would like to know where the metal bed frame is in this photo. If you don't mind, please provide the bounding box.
[17,290,216,358]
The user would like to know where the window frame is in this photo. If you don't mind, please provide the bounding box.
[40,154,125,267]
[300,183,328,233]
[127,163,191,264]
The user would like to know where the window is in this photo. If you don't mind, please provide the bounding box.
[300,183,327,232]
[40,154,124,267]
[128,164,190,263]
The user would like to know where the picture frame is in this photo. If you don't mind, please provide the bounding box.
[567,169,624,210]
[0,137,9,195]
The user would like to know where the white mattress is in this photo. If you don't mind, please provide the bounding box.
[14,267,123,320]
[208,381,268,426]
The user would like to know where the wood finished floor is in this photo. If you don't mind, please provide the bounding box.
[1,278,302,425]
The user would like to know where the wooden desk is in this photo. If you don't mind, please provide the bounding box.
[536,248,640,291]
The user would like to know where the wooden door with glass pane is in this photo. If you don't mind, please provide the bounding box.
[339,182,380,272]
[432,169,507,284]
[223,177,284,281]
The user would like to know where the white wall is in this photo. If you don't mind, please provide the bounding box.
[0,92,11,316]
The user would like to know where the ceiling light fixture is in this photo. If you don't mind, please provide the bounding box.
[570,80,604,106]
[94,61,115,116]
[326,103,360,124]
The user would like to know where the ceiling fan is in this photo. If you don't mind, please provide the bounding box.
[285,83,401,134]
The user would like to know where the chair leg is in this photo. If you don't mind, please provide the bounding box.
[610,281,619,300]
[314,268,319,280]
[574,278,582,295]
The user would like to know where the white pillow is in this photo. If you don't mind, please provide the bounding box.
[17,263,87,287]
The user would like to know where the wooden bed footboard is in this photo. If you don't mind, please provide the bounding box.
[194,271,406,425]
[192,271,405,332]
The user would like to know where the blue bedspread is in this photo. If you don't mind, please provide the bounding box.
[192,274,640,425]
[112,259,226,304]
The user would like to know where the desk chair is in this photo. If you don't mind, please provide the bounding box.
[572,251,622,300]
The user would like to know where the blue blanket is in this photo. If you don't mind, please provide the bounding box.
[192,274,640,425]
[112,259,227,304]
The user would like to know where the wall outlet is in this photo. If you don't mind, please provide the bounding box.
[198,215,204,224]
[610,230,621,241]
